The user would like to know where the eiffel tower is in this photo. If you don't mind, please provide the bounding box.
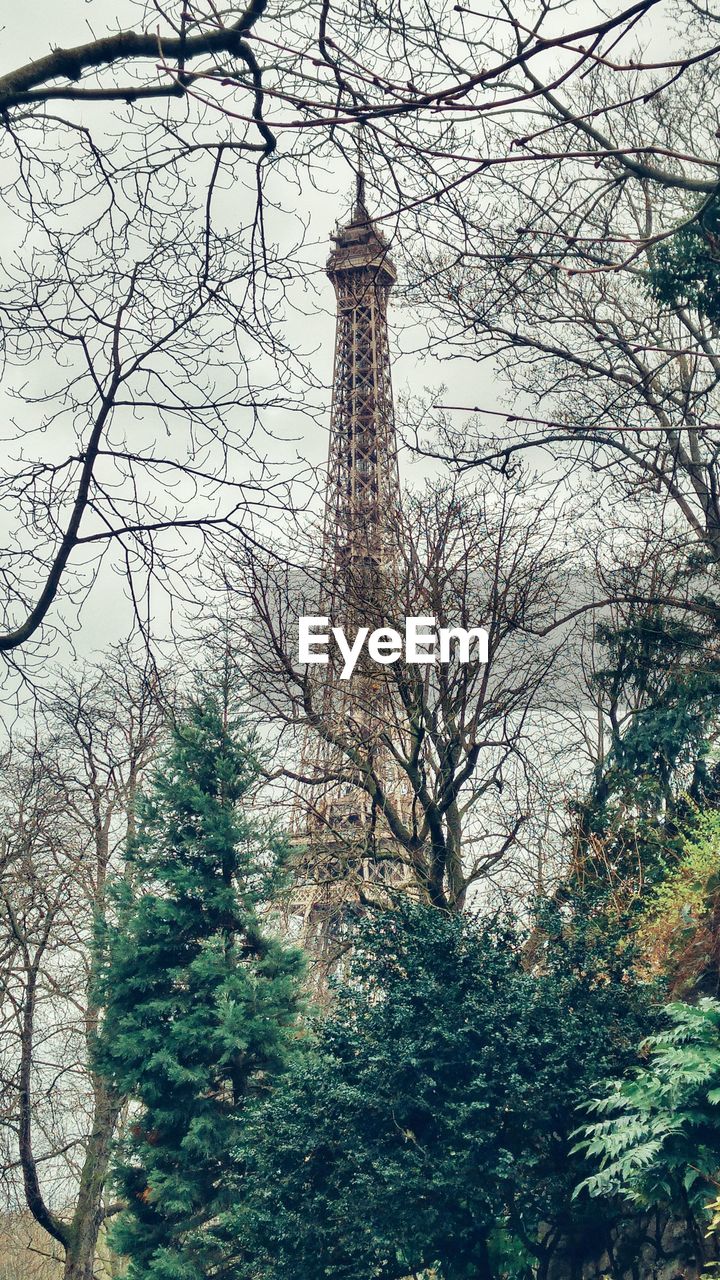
[291,173,410,957]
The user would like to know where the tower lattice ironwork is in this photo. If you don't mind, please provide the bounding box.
[324,173,401,608]
[291,176,410,954]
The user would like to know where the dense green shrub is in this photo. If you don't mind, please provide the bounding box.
[230,901,657,1280]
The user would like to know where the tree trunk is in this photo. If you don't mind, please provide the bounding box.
[62,1079,122,1280]
[64,1230,102,1280]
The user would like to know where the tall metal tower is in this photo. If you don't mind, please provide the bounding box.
[324,171,401,611]
[292,175,409,954]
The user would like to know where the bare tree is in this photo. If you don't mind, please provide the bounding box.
[0,100,316,663]
[0,646,165,1280]
[391,25,720,641]
[232,473,566,910]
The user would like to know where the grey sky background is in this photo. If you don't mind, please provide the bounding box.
[0,0,677,674]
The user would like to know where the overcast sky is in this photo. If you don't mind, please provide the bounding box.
[0,0,677,680]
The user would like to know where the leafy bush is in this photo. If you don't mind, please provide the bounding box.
[231,901,656,1280]
[574,998,720,1248]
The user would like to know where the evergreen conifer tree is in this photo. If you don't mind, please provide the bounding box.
[94,695,304,1280]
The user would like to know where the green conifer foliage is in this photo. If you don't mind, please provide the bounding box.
[94,699,304,1280]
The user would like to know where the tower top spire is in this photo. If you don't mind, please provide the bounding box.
[326,175,396,284]
[353,158,369,225]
